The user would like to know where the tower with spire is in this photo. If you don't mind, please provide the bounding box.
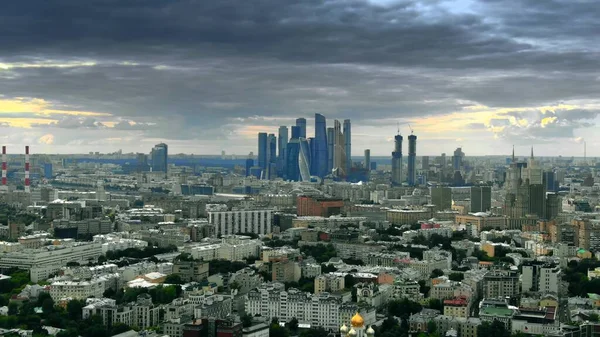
[340,312,374,337]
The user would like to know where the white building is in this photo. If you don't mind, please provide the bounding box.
[245,282,375,331]
[208,209,273,236]
[49,279,105,300]
[0,242,103,282]
[186,236,261,262]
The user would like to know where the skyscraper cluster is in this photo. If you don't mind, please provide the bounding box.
[254,114,352,181]
[391,129,418,186]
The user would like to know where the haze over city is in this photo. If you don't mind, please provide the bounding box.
[1,0,599,155]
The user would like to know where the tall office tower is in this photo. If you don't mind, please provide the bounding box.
[422,156,430,171]
[24,146,30,193]
[343,119,351,174]
[278,126,288,176]
[407,134,417,186]
[296,118,307,139]
[364,149,371,171]
[245,153,254,177]
[470,186,492,212]
[309,137,318,176]
[391,132,403,186]
[327,127,334,174]
[291,126,300,139]
[543,171,557,192]
[430,187,452,211]
[136,153,149,172]
[529,183,546,218]
[452,147,464,171]
[314,113,328,178]
[267,133,277,179]
[441,153,447,168]
[286,138,300,181]
[333,120,346,178]
[298,138,311,182]
[151,143,168,177]
[257,132,268,173]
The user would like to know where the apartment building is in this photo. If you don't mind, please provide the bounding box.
[483,269,520,299]
[314,274,345,294]
[245,283,375,331]
[208,209,273,236]
[49,279,105,300]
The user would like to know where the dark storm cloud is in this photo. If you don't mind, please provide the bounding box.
[0,0,599,149]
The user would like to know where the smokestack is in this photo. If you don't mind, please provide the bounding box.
[25,145,30,193]
[2,146,6,188]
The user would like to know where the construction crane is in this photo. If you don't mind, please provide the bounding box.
[396,122,414,135]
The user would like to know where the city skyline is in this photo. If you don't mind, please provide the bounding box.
[1,0,599,156]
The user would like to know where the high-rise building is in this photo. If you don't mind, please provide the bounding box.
[278,126,288,176]
[291,126,301,139]
[327,127,334,174]
[422,156,430,171]
[151,143,168,176]
[314,114,329,178]
[298,138,311,182]
[258,132,268,173]
[543,171,558,192]
[333,120,347,178]
[364,149,371,172]
[391,133,403,186]
[245,153,254,177]
[343,119,351,175]
[470,186,492,213]
[407,134,417,186]
[430,187,452,211]
[286,139,300,181]
[452,148,464,171]
[296,118,307,139]
[267,134,277,179]
[309,137,316,176]
[136,153,149,172]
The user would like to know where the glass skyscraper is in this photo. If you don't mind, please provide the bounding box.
[407,134,417,186]
[343,119,351,175]
[296,118,307,139]
[278,126,288,177]
[151,143,168,176]
[314,113,329,178]
[299,138,311,182]
[258,132,268,173]
[286,139,300,181]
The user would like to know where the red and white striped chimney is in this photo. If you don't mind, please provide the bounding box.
[24,145,30,193]
[2,146,6,188]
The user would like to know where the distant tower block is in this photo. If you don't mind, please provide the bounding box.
[1,146,6,192]
[24,145,30,193]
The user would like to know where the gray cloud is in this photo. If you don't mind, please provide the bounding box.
[0,0,599,153]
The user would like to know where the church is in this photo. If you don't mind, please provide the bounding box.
[339,312,375,337]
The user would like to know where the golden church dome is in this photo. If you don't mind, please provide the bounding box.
[351,312,364,328]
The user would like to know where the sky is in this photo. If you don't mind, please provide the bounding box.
[1,0,599,156]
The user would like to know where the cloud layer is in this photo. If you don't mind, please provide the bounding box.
[0,0,599,155]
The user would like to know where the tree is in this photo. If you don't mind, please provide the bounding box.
[7,302,18,316]
[388,298,422,319]
[288,317,299,333]
[67,299,84,320]
[589,313,599,322]
[427,320,437,334]
[448,273,464,282]
[430,269,444,279]
[427,298,443,312]
[477,320,509,337]
[241,314,253,328]
[42,297,55,314]
[269,318,290,337]
[299,327,329,337]
[165,274,184,284]
[66,261,80,267]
